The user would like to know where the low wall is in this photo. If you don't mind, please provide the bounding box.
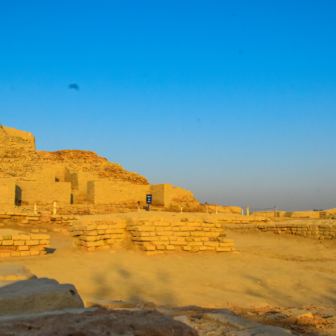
[70,217,236,254]
[0,211,80,227]
[224,221,336,239]
[0,229,50,257]
[127,218,235,254]
[251,211,323,219]
[70,220,127,251]
[16,181,71,205]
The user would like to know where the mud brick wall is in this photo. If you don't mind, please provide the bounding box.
[88,180,151,205]
[224,222,336,239]
[127,218,235,253]
[0,211,80,227]
[16,181,71,205]
[0,179,15,206]
[0,229,50,257]
[70,220,127,251]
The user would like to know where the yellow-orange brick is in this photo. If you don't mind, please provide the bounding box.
[11,251,21,257]
[0,252,10,257]
[26,240,40,246]
[205,242,219,247]
[14,241,25,246]
[18,246,29,251]
[12,235,30,240]
[3,240,14,246]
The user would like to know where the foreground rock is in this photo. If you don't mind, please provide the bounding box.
[0,307,197,336]
[0,277,84,315]
[205,311,262,330]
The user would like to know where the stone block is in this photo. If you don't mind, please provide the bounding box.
[80,236,98,242]
[30,250,40,256]
[26,240,39,246]
[166,245,175,250]
[96,224,109,230]
[12,234,31,240]
[190,232,203,237]
[188,242,203,246]
[169,241,187,246]
[82,240,104,248]
[0,277,84,315]
[3,240,14,246]
[18,246,29,251]
[183,246,192,251]
[220,243,234,247]
[216,247,231,252]
[135,226,155,232]
[205,242,219,247]
[175,232,190,237]
[10,252,21,257]
[14,241,25,246]
[156,232,174,236]
[0,252,11,257]
[30,234,50,240]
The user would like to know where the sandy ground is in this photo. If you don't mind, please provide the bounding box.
[0,229,336,309]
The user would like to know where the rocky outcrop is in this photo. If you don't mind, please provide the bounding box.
[0,307,197,336]
[0,277,84,315]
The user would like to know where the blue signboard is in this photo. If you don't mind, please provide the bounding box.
[146,194,152,204]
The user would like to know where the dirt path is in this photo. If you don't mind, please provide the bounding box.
[0,230,335,309]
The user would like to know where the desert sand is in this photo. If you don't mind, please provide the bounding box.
[0,227,335,309]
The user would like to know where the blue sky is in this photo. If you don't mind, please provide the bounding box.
[1,1,336,211]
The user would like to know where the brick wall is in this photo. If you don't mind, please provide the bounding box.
[0,179,15,206]
[88,180,151,205]
[16,181,71,205]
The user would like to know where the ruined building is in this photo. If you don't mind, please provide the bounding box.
[0,124,199,209]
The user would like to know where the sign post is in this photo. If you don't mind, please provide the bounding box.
[146,194,152,211]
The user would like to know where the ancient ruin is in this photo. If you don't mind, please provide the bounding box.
[0,124,239,215]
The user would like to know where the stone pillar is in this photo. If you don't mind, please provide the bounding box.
[53,201,57,215]
[246,206,249,216]
[34,203,37,215]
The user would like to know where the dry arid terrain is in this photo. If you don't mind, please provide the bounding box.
[1,224,335,309]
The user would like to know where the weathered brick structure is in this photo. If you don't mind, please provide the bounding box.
[0,124,205,211]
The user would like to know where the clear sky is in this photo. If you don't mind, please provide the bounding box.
[1,1,336,211]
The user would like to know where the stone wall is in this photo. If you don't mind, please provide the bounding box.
[127,217,235,254]
[70,217,236,254]
[0,229,49,257]
[16,181,71,205]
[224,221,336,239]
[0,211,80,227]
[70,220,127,251]
[88,180,151,205]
